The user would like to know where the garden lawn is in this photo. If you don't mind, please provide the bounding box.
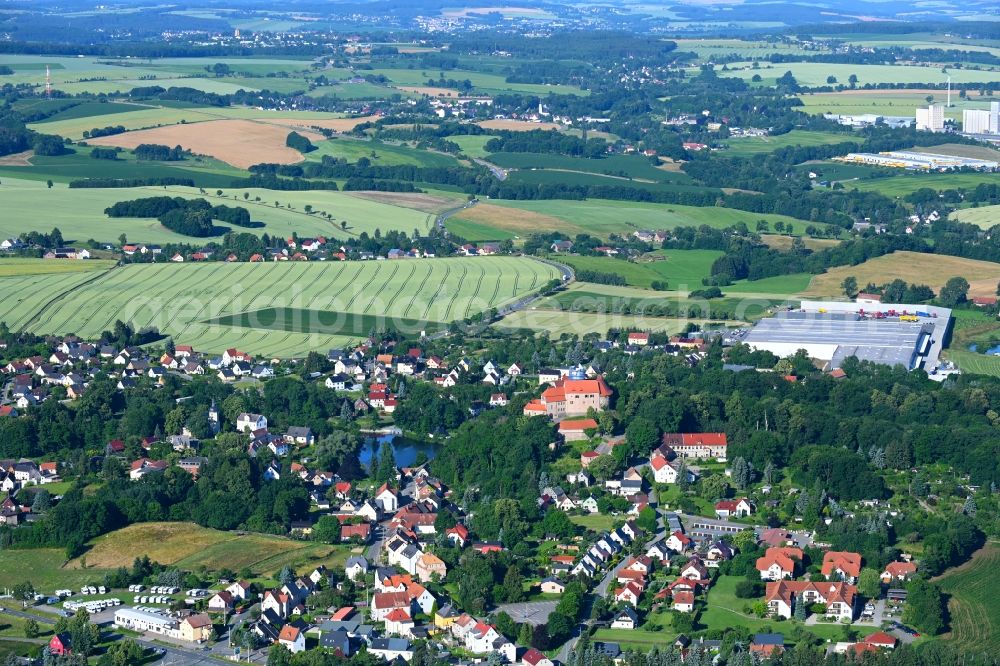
[568,514,618,532]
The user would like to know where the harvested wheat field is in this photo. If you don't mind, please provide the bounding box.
[0,150,33,166]
[90,119,324,169]
[803,251,1000,298]
[477,119,562,131]
[397,86,460,97]
[451,202,566,233]
[347,190,462,214]
[267,114,381,132]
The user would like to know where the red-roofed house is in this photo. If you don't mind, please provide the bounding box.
[756,547,803,581]
[522,648,553,666]
[278,625,305,653]
[580,451,600,467]
[864,632,897,649]
[714,498,753,519]
[880,561,917,584]
[661,432,728,461]
[385,608,415,637]
[613,581,644,606]
[673,590,695,613]
[627,332,650,346]
[665,530,692,553]
[766,581,857,621]
[446,524,470,548]
[558,418,598,441]
[524,377,612,419]
[341,523,372,543]
[821,551,862,583]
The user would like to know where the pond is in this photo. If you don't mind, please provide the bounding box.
[968,343,1000,355]
[359,434,439,471]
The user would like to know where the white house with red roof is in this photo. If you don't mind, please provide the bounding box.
[664,530,692,553]
[522,648,553,666]
[558,418,598,442]
[627,332,650,346]
[714,498,753,519]
[613,581,644,606]
[660,432,728,461]
[384,608,415,637]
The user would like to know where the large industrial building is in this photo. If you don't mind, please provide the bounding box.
[962,102,1000,136]
[743,300,952,372]
[837,150,998,170]
[916,103,945,132]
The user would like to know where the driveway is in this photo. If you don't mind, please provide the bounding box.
[495,600,558,626]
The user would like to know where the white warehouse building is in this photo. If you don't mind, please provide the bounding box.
[114,608,177,635]
[743,300,952,372]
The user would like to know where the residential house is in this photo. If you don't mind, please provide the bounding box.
[48,634,72,656]
[821,551,862,583]
[664,531,692,553]
[650,452,696,485]
[278,625,306,653]
[880,561,917,584]
[611,607,638,630]
[345,556,369,582]
[540,577,566,594]
[179,614,213,643]
[207,591,233,613]
[673,590,695,613]
[415,552,447,582]
[226,581,251,601]
[284,427,314,446]
[384,609,415,637]
[714,498,753,519]
[750,633,784,659]
[129,458,167,481]
[613,581,643,606]
[660,433,728,461]
[756,547,803,581]
[376,484,399,513]
[236,413,267,433]
[446,524,470,548]
[765,581,857,621]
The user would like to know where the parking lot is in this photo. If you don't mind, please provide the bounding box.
[495,600,559,626]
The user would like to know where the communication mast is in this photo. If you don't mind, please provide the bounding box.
[45,65,52,97]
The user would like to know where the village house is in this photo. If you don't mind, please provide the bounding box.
[880,561,917,584]
[660,432,728,461]
[714,498,753,519]
[278,625,306,653]
[821,551,863,583]
[611,607,638,630]
[756,547,804,581]
[765,581,857,621]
